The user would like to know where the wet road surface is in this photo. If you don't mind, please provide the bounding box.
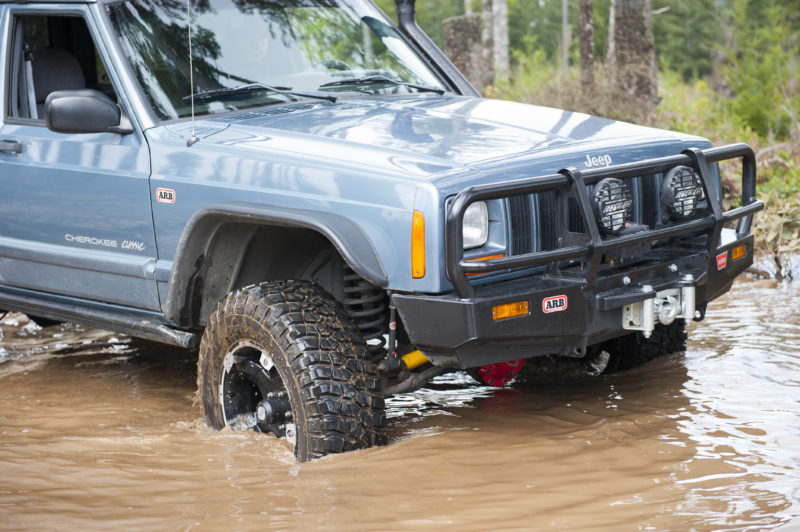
[1,278,799,530]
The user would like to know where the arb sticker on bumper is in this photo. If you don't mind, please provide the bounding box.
[716,251,728,270]
[542,295,568,313]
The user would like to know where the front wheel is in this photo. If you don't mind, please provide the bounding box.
[197,280,386,461]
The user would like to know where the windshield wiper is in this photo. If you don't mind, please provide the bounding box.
[318,75,445,95]
[185,83,337,103]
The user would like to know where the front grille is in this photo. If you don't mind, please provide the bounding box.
[508,173,668,258]
[567,195,585,233]
[640,173,661,226]
[537,191,558,251]
[508,195,532,255]
[448,145,750,300]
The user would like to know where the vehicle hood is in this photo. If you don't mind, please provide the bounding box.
[162,94,705,182]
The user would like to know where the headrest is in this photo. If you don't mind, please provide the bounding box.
[32,48,85,103]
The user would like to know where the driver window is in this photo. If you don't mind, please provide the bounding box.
[7,14,117,121]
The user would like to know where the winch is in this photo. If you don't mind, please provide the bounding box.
[622,275,696,338]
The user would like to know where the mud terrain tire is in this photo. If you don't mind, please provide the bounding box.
[197,280,386,461]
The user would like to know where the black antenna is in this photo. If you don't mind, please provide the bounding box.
[186,0,200,147]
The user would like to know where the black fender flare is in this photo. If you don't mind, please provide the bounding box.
[163,202,388,326]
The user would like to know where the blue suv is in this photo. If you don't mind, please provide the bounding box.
[0,0,762,460]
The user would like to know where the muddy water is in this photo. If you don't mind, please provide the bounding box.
[1,279,799,531]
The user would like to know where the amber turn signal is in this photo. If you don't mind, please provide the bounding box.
[492,300,530,321]
[466,253,505,277]
[732,244,747,261]
[411,210,425,278]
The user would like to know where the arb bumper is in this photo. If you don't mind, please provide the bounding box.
[394,144,763,369]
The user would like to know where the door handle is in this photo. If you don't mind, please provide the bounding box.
[0,140,23,154]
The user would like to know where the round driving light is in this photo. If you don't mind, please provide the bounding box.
[661,166,705,220]
[591,178,633,235]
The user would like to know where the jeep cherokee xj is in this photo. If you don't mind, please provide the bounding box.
[0,0,762,460]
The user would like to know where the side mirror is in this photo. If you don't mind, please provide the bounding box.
[45,89,133,135]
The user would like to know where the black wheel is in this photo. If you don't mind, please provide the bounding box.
[197,280,386,461]
[603,321,687,372]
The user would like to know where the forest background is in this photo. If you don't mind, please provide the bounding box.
[376,0,800,278]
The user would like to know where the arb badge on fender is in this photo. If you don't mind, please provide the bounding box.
[156,188,176,204]
[542,295,568,313]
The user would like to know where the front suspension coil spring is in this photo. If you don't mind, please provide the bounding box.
[343,268,389,358]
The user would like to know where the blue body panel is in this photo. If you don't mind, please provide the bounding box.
[146,94,708,296]
[0,123,159,308]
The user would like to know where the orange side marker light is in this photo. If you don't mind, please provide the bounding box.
[411,210,425,279]
[492,300,530,321]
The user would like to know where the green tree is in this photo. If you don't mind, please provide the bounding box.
[723,0,799,138]
[651,0,718,82]
[507,0,575,63]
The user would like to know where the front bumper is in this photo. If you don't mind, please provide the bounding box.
[394,144,763,369]
[394,231,753,368]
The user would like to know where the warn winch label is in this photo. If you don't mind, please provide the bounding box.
[542,295,568,313]
[716,251,728,270]
[156,188,176,203]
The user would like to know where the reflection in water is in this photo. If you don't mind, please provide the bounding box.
[1,279,799,530]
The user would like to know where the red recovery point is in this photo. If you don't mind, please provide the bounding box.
[472,359,526,386]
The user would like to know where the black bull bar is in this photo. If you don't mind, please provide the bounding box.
[445,143,764,298]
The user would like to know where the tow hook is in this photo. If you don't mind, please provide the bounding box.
[622,274,695,338]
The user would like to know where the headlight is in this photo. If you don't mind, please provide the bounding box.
[591,178,632,234]
[463,201,489,249]
[661,165,705,220]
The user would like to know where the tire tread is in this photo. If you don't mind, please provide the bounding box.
[197,280,386,461]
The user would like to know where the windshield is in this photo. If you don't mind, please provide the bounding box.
[107,0,448,121]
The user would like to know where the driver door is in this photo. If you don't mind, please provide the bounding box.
[0,7,160,311]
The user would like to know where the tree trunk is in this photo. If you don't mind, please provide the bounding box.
[607,0,616,66]
[481,0,494,86]
[561,0,569,70]
[492,0,509,80]
[609,0,658,121]
[443,14,492,92]
[579,0,595,96]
